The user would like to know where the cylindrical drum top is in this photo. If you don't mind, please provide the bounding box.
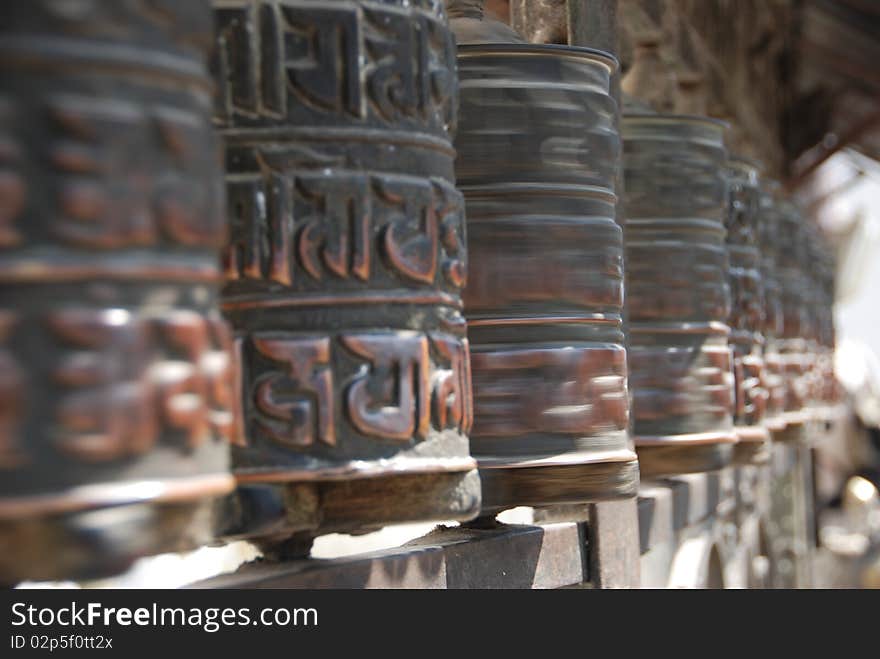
[456,44,638,512]
[213,0,480,542]
[0,1,236,582]
[725,157,769,460]
[623,114,737,477]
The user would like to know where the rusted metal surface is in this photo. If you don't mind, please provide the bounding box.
[725,157,770,464]
[213,0,481,547]
[623,114,736,478]
[455,43,638,512]
[0,0,236,583]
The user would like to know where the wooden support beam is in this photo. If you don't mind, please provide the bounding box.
[805,170,865,213]
[189,523,587,589]
[787,107,880,190]
[587,499,640,588]
[567,0,618,54]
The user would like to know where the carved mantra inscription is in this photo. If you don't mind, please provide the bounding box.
[47,97,223,249]
[217,1,471,485]
[225,170,465,290]
[46,309,236,463]
[245,332,471,448]
[252,336,336,448]
[0,93,224,252]
[213,1,456,128]
[470,346,628,438]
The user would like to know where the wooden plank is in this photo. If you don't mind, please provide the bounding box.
[587,499,640,588]
[638,483,675,555]
[787,107,880,189]
[187,543,447,589]
[188,522,585,589]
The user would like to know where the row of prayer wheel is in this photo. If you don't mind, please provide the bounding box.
[0,1,839,583]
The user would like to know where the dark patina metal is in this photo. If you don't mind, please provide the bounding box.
[0,1,236,582]
[212,0,481,547]
[456,43,639,513]
[725,157,770,465]
[622,114,737,478]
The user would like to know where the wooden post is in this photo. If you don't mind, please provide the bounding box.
[566,1,641,590]
[568,0,618,55]
[588,499,641,588]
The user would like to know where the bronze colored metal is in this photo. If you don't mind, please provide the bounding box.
[0,1,236,582]
[725,157,770,465]
[456,44,639,513]
[622,114,737,478]
[213,0,480,546]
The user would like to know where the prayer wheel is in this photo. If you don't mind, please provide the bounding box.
[776,201,811,432]
[758,182,787,433]
[801,224,823,420]
[0,1,236,582]
[816,246,839,413]
[213,0,481,547]
[623,114,737,478]
[725,157,770,465]
[807,226,838,420]
[456,43,639,513]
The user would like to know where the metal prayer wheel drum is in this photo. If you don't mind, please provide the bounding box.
[456,44,639,513]
[724,158,770,464]
[213,0,480,544]
[816,247,839,411]
[804,225,838,419]
[801,225,822,418]
[758,182,787,431]
[776,201,811,429]
[0,2,236,582]
[623,114,736,478]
